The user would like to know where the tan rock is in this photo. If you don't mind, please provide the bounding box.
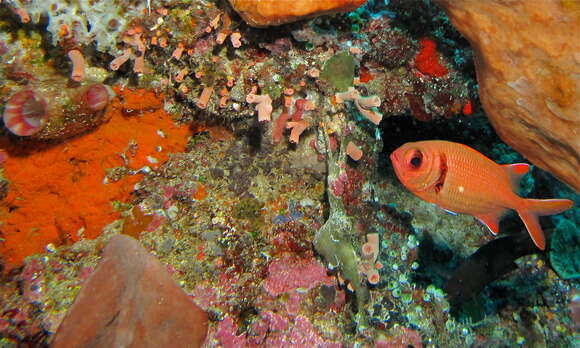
[228,0,368,27]
[434,0,580,191]
[52,235,208,348]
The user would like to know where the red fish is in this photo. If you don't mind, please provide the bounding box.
[390,140,573,250]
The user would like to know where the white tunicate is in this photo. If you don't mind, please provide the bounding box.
[11,0,147,54]
[166,205,179,219]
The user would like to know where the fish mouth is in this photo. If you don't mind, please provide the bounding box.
[389,151,398,163]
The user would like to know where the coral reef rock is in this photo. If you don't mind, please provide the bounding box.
[51,235,208,348]
[434,0,580,191]
[228,0,368,27]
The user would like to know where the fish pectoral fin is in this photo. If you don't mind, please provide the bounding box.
[475,211,503,235]
[502,163,530,192]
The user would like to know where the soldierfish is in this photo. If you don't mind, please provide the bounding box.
[390,140,573,250]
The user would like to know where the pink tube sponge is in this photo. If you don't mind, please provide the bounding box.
[246,93,273,121]
[67,49,85,82]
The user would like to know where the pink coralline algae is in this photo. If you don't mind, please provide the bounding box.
[263,254,333,296]
[189,285,218,311]
[375,326,423,348]
[331,171,349,197]
[216,312,289,347]
[216,312,341,348]
[285,291,303,315]
[20,259,46,303]
[330,167,364,214]
[289,315,341,348]
[216,317,247,348]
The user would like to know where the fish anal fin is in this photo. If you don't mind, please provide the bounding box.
[475,211,503,235]
[502,163,530,192]
[517,210,546,250]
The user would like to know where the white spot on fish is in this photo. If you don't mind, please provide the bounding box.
[458,186,464,193]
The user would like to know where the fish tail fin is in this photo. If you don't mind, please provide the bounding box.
[516,198,574,250]
[525,198,574,216]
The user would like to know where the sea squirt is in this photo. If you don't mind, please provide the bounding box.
[2,83,115,140]
[3,90,49,136]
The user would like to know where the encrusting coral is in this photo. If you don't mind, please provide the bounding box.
[0,89,191,270]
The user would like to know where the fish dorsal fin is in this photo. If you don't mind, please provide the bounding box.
[475,210,504,235]
[502,163,530,192]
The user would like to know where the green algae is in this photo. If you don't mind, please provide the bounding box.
[320,52,356,92]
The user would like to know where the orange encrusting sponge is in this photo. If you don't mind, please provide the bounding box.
[0,88,191,270]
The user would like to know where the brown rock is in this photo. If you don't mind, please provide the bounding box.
[52,235,207,348]
[228,0,368,27]
[434,0,580,191]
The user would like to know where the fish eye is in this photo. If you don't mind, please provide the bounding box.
[409,151,423,168]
